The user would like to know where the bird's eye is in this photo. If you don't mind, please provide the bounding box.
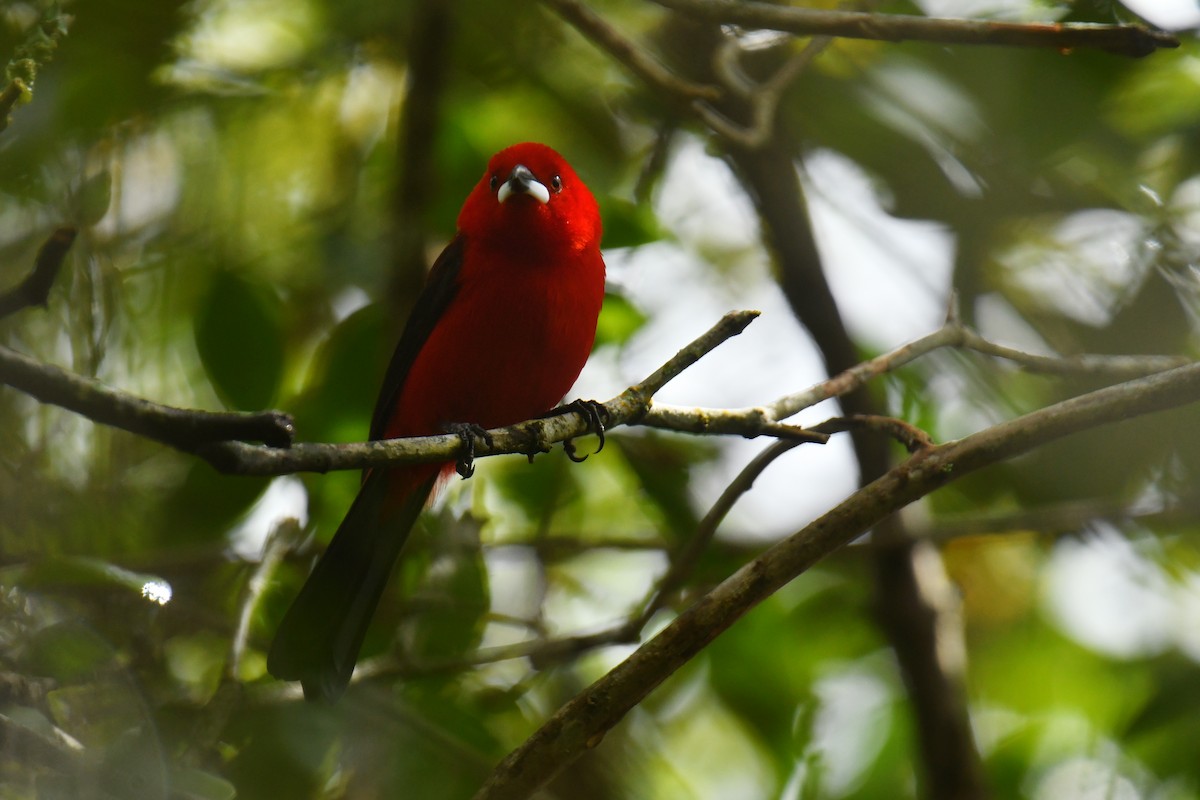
[550,175,563,193]
[489,175,499,191]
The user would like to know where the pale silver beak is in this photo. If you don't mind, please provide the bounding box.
[497,164,550,205]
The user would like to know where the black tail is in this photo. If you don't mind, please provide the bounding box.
[267,470,434,701]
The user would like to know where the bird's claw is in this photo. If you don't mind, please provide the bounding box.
[446,422,493,479]
[545,399,609,463]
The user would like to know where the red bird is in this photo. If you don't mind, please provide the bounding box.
[268,142,606,701]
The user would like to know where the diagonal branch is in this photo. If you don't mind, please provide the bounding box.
[471,358,1200,800]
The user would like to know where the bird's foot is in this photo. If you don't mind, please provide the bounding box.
[445,422,494,479]
[540,400,609,463]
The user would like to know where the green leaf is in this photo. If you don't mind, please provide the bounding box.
[75,170,112,226]
[291,303,387,444]
[159,462,270,546]
[27,623,121,684]
[164,633,227,702]
[614,433,707,541]
[400,510,490,664]
[594,293,647,350]
[169,768,237,800]
[599,198,661,249]
[194,271,285,411]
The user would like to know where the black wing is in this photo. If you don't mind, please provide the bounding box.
[369,234,467,442]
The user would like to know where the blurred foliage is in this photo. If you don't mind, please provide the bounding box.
[1,0,1199,798]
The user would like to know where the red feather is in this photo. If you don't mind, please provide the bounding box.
[268,143,605,701]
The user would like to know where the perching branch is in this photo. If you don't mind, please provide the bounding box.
[196,309,763,475]
[648,0,1179,57]
[6,304,1190,475]
[471,357,1200,800]
[1,309,763,476]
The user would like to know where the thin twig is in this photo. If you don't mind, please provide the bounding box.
[765,314,1190,423]
[539,0,721,101]
[957,326,1189,378]
[635,438,802,629]
[811,414,934,454]
[697,34,834,149]
[649,0,1179,57]
[628,309,760,398]
[767,323,962,421]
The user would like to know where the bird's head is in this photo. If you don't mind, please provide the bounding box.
[458,142,602,256]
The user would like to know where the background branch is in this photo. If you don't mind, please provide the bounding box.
[0,227,77,320]
[649,0,1178,57]
[540,0,719,101]
[388,0,454,313]
[0,343,294,449]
